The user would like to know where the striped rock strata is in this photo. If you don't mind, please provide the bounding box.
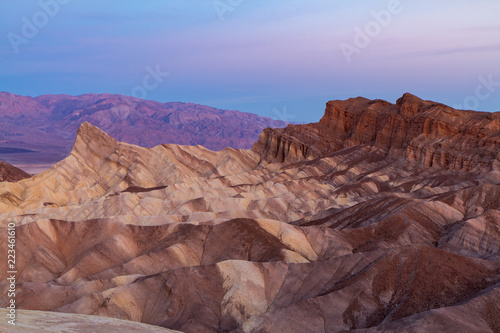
[0,94,499,332]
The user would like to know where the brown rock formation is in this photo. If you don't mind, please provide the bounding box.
[253,93,500,171]
[0,160,30,182]
[1,94,500,332]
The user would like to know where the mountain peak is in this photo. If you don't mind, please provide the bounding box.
[72,122,118,156]
[400,92,421,100]
[396,92,432,116]
[76,121,115,141]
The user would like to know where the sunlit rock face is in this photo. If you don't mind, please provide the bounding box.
[1,94,500,333]
[254,93,500,170]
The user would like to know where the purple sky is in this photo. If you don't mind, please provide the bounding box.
[1,0,499,122]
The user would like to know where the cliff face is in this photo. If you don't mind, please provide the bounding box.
[253,93,500,170]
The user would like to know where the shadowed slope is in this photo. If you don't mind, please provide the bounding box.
[0,160,31,182]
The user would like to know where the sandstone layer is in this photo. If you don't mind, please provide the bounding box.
[253,93,500,171]
[0,93,499,332]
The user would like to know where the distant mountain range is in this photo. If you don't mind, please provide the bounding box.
[0,92,289,172]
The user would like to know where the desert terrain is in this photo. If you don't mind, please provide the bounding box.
[1,93,499,332]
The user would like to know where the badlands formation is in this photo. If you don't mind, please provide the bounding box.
[1,93,500,332]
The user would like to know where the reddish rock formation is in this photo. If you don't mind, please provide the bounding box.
[253,93,500,171]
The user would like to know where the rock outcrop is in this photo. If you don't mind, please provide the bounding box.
[253,93,500,171]
[0,160,31,182]
[1,94,499,332]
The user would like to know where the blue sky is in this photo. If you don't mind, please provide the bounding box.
[1,0,499,122]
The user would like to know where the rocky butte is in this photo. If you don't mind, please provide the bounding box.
[0,93,499,332]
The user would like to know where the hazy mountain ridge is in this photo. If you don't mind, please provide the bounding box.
[0,92,289,171]
[0,93,499,332]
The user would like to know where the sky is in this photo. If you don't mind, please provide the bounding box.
[0,0,499,123]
